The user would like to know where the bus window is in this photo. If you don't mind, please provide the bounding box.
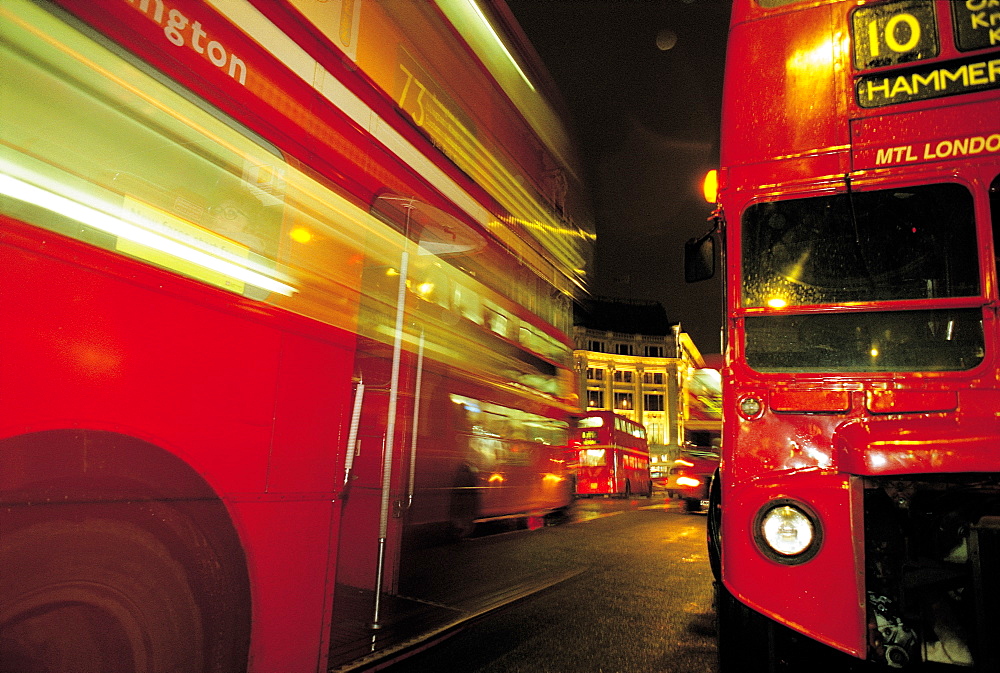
[579,449,607,467]
[2,13,288,297]
[742,184,978,308]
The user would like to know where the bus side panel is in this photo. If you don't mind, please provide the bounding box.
[0,220,351,671]
[0,221,277,491]
[267,332,353,494]
[233,498,338,673]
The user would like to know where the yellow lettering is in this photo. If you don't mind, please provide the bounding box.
[911,71,939,92]
[968,62,988,85]
[866,78,891,101]
[940,65,968,87]
[885,14,921,53]
[971,11,990,29]
[889,75,914,97]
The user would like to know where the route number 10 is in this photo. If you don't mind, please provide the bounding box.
[852,0,939,70]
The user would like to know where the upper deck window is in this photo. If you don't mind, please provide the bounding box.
[742,183,978,308]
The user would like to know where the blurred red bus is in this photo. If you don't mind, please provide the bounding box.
[0,1,592,670]
[689,0,1000,670]
[570,412,652,498]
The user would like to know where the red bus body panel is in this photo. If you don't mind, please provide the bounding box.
[716,0,1000,666]
[0,0,590,670]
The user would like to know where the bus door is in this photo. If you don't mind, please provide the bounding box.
[330,195,484,664]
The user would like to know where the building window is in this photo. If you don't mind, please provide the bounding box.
[646,421,665,444]
[644,345,664,357]
[587,389,605,409]
[613,370,634,383]
[615,343,634,355]
[586,367,605,381]
[587,340,606,352]
[642,372,665,385]
[613,392,633,410]
[644,393,665,411]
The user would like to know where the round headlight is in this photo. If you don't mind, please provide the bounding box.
[754,500,822,564]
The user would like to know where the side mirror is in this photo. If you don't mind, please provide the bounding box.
[685,232,715,282]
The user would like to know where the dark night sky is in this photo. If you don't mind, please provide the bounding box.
[506,0,731,355]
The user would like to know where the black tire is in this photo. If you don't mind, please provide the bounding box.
[716,580,870,673]
[0,514,239,673]
[707,468,722,580]
[716,581,775,673]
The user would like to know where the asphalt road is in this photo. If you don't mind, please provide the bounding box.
[383,496,718,673]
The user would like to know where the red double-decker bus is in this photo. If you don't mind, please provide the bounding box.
[689,0,1000,670]
[570,411,652,498]
[0,1,593,671]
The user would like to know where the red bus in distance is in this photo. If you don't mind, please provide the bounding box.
[689,0,1000,670]
[0,1,593,671]
[570,411,653,498]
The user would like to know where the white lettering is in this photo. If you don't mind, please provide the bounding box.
[207,41,227,67]
[128,0,163,24]
[164,9,187,47]
[191,21,207,54]
[125,0,248,86]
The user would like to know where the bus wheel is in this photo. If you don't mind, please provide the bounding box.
[715,581,774,673]
[716,581,868,673]
[707,470,722,581]
[0,517,209,673]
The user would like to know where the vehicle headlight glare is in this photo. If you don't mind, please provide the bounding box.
[754,500,822,564]
[762,505,812,555]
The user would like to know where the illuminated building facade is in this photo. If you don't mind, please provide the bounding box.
[571,298,721,468]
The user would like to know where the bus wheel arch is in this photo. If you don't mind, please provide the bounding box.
[0,429,251,673]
